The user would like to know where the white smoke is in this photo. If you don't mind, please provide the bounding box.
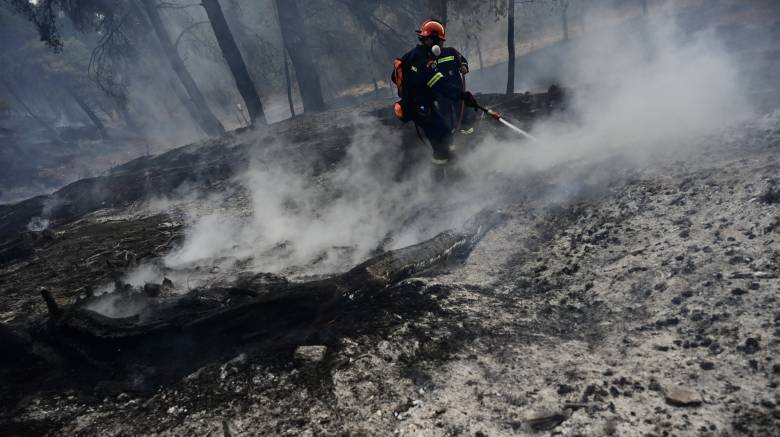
[465,11,752,175]
[163,6,756,283]
[163,115,470,277]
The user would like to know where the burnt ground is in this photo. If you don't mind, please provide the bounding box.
[0,94,779,437]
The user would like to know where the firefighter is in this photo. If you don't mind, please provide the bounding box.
[392,19,478,176]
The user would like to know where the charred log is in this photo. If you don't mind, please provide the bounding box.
[11,210,503,387]
[0,322,60,380]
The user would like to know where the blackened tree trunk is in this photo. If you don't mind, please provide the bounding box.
[275,0,325,113]
[283,47,295,118]
[200,0,265,126]
[2,79,65,144]
[641,0,648,14]
[139,0,225,136]
[339,0,406,59]
[475,35,484,70]
[126,0,206,135]
[67,87,109,139]
[506,0,515,95]
[428,0,448,25]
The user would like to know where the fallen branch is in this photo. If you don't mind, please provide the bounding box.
[729,271,778,279]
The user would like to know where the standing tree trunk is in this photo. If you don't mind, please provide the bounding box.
[370,36,380,95]
[275,0,325,113]
[67,87,109,139]
[2,79,65,144]
[428,0,448,25]
[283,47,295,118]
[341,0,406,60]
[641,0,648,14]
[561,2,569,42]
[475,35,484,70]
[200,0,266,126]
[506,0,515,95]
[139,0,225,136]
[126,0,211,136]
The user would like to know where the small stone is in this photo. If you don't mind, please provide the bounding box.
[741,338,761,354]
[294,345,327,363]
[664,386,703,407]
[699,362,715,370]
[731,288,747,296]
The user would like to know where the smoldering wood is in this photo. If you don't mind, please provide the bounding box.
[0,209,504,382]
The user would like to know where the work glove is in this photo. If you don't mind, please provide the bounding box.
[462,91,478,109]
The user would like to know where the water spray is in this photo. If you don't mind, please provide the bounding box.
[475,104,539,143]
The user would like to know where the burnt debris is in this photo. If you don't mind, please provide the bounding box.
[1,209,504,396]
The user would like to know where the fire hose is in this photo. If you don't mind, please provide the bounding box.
[473,103,539,143]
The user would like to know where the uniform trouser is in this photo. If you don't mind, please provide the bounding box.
[416,110,453,164]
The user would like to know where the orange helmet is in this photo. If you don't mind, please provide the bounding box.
[416,19,445,41]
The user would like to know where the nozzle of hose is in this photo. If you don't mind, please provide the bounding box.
[487,110,502,120]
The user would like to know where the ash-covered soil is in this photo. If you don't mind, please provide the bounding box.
[1,101,779,437]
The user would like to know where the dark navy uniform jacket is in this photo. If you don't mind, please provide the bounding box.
[394,44,467,125]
